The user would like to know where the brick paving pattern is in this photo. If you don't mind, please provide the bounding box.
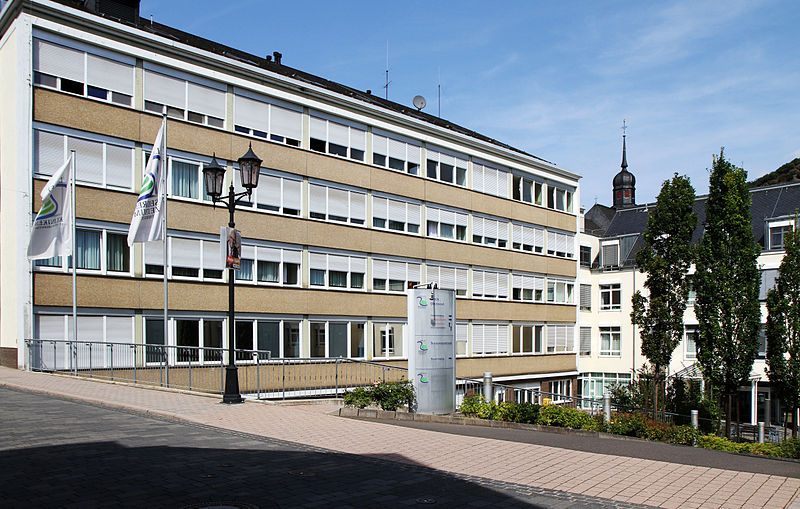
[2,367,799,508]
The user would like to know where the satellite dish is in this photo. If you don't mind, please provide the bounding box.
[413,95,427,110]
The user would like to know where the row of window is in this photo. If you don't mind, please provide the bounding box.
[32,35,575,211]
[34,314,577,360]
[34,125,576,258]
[34,228,575,302]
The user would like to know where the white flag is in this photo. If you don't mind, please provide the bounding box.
[27,156,73,260]
[128,118,167,245]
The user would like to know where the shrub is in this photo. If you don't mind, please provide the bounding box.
[662,425,699,446]
[536,404,597,430]
[342,380,415,411]
[497,401,540,424]
[608,412,649,437]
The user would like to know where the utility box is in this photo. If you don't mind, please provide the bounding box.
[407,288,456,414]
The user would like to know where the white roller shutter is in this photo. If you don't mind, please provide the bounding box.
[350,127,366,152]
[283,179,302,211]
[234,94,270,132]
[473,270,485,296]
[328,254,349,271]
[34,39,84,82]
[372,197,388,220]
[328,188,348,219]
[203,240,223,270]
[455,211,468,227]
[457,268,468,293]
[328,121,349,146]
[388,199,406,222]
[407,203,421,226]
[34,130,65,175]
[258,174,281,209]
[106,316,134,344]
[388,137,405,159]
[86,53,133,95]
[523,225,535,247]
[38,315,66,340]
[473,164,484,193]
[388,261,405,280]
[534,228,545,251]
[105,144,133,189]
[258,247,281,263]
[440,266,455,289]
[473,217,484,238]
[68,137,103,184]
[144,71,185,109]
[309,184,327,216]
[283,249,302,264]
[373,134,388,156]
[407,143,420,165]
[187,81,225,119]
[309,252,327,270]
[407,263,420,283]
[171,237,200,269]
[350,256,366,273]
[350,192,366,223]
[145,243,163,265]
[372,259,388,279]
[309,116,327,140]
[498,220,509,243]
[271,105,302,141]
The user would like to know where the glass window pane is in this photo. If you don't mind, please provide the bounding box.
[257,261,279,282]
[283,321,300,358]
[106,233,129,272]
[76,230,101,270]
[350,323,364,357]
[329,323,347,358]
[171,160,199,199]
[176,319,199,362]
[257,321,279,359]
[235,321,253,360]
[204,320,222,362]
[311,323,326,357]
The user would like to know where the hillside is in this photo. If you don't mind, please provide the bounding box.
[749,157,800,187]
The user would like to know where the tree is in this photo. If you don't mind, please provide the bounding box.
[631,174,697,416]
[766,218,800,437]
[693,150,761,437]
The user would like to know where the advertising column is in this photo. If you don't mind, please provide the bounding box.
[407,288,456,414]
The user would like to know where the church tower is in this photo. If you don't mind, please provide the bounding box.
[612,129,636,209]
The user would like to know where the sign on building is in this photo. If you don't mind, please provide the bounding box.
[407,288,456,414]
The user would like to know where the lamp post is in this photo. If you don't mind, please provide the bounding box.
[203,143,262,404]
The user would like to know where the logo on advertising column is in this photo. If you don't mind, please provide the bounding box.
[417,296,428,307]
[417,340,428,351]
[417,373,429,383]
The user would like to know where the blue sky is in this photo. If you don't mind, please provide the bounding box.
[140,0,800,208]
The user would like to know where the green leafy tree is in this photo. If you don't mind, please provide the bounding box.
[631,174,697,415]
[766,218,800,436]
[693,150,761,436]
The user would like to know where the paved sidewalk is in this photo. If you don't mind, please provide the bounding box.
[2,368,799,508]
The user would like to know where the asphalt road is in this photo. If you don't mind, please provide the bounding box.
[0,388,650,509]
[358,417,800,479]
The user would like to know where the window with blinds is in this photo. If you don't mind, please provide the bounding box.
[546,230,575,258]
[33,37,134,106]
[426,146,467,186]
[426,206,468,241]
[472,323,509,356]
[512,273,545,302]
[759,269,779,300]
[426,264,468,296]
[308,182,366,225]
[372,131,421,175]
[372,258,420,292]
[33,314,134,370]
[456,322,468,356]
[143,65,225,127]
[546,324,574,353]
[34,127,134,190]
[601,242,620,269]
[167,237,224,280]
[235,169,301,216]
[309,251,366,290]
[546,279,574,304]
[233,90,302,146]
[235,244,302,285]
[309,114,366,161]
[580,284,592,311]
[372,195,421,234]
[473,268,509,300]
[511,222,544,253]
[472,215,509,248]
[579,327,591,356]
[472,161,509,198]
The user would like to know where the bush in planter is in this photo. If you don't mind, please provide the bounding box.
[498,401,540,424]
[343,380,415,411]
[608,412,649,437]
[343,386,372,409]
[536,404,598,430]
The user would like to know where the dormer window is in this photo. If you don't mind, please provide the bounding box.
[601,241,619,269]
[768,220,795,250]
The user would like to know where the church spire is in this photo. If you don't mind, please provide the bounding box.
[621,119,628,171]
[612,120,636,209]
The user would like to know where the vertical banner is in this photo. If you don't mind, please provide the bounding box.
[221,226,241,269]
[128,117,166,245]
[407,288,456,414]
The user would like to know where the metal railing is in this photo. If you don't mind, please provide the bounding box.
[24,339,408,399]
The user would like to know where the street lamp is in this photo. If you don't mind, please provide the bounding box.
[203,143,262,404]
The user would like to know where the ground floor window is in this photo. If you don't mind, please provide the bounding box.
[372,322,404,358]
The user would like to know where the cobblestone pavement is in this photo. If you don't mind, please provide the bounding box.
[2,368,799,508]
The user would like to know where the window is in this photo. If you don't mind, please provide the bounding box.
[546,184,574,212]
[171,159,200,199]
[456,322,468,356]
[233,90,301,146]
[309,114,366,161]
[309,183,366,225]
[372,131,421,175]
[685,325,698,360]
[546,279,574,304]
[549,379,572,400]
[600,326,621,356]
[372,258,420,292]
[580,284,591,311]
[758,269,779,300]
[308,321,365,358]
[472,323,509,355]
[580,373,631,405]
[426,264,468,296]
[373,322,404,358]
[75,229,101,270]
[167,237,224,280]
[472,215,508,248]
[309,251,366,290]
[426,147,467,186]
[35,227,131,275]
[511,222,544,253]
[34,127,134,190]
[235,244,302,285]
[580,246,592,267]
[546,324,574,353]
[426,206,467,241]
[33,37,134,106]
[512,175,544,206]
[144,66,225,127]
[600,283,621,310]
[33,314,134,370]
[601,242,620,269]
[512,273,544,302]
[283,321,301,358]
[512,324,544,354]
[106,233,129,273]
[372,196,420,233]
[236,170,301,216]
[758,325,767,359]
[769,222,795,250]
[473,269,509,300]
[579,327,591,356]
[472,161,509,198]
[546,230,575,258]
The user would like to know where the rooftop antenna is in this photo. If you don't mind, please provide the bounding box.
[437,67,441,117]
[383,40,391,100]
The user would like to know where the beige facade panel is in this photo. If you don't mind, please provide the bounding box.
[455,354,576,379]
[33,91,577,234]
[456,301,576,322]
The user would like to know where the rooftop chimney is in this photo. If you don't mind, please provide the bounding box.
[273,51,282,65]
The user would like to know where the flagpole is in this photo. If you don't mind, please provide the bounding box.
[70,150,77,375]
[161,115,169,385]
